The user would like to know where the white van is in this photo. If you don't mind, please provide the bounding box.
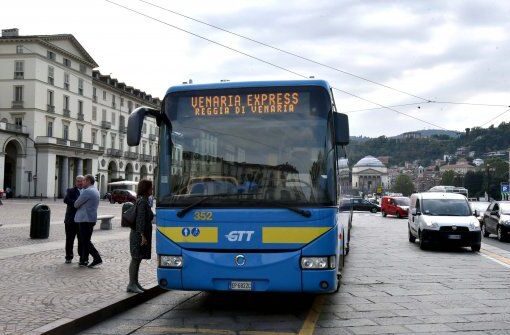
[408,192,481,251]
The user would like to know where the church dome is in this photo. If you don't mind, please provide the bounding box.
[354,155,385,168]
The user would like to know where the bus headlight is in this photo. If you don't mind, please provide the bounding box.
[301,257,335,269]
[159,255,183,268]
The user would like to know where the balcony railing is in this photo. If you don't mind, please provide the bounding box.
[101,121,112,129]
[93,95,97,102]
[124,151,138,160]
[106,148,122,157]
[152,156,158,163]
[140,154,152,162]
[63,109,71,117]
[35,137,96,151]
[47,105,55,113]
[0,122,28,134]
[57,138,68,146]
[77,112,84,121]
[70,140,81,148]
[84,143,93,150]
[112,102,116,109]
[12,101,23,108]
[119,124,127,133]
[149,134,157,141]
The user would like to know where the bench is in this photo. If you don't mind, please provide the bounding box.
[97,215,115,230]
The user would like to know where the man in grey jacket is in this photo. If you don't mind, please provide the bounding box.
[74,174,102,268]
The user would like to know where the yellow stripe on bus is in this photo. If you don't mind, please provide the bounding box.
[158,227,218,243]
[262,227,330,244]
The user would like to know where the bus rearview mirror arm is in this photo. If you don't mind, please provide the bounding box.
[127,107,166,146]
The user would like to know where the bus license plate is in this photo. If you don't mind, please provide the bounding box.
[230,281,252,291]
[448,234,461,240]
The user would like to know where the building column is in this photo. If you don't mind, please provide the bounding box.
[0,153,4,189]
[37,152,57,198]
[77,158,84,176]
[61,156,69,197]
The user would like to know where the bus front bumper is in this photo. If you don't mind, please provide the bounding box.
[157,249,338,293]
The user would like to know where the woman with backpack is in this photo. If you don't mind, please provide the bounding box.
[126,179,154,293]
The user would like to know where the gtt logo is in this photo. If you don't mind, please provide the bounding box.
[225,231,255,242]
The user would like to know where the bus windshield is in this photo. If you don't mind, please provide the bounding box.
[157,86,336,207]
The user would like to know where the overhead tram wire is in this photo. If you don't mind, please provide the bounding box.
[104,0,449,131]
[136,0,429,102]
[479,108,510,128]
[135,0,510,110]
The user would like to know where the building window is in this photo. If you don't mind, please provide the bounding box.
[111,134,116,149]
[15,117,22,127]
[128,101,133,113]
[103,90,106,100]
[149,144,152,156]
[102,109,106,121]
[92,130,97,144]
[142,142,146,155]
[120,97,124,106]
[92,106,97,120]
[14,60,24,79]
[111,112,116,125]
[64,73,70,90]
[16,45,23,54]
[77,126,83,142]
[48,66,54,85]
[79,64,86,73]
[119,138,124,153]
[63,124,69,140]
[142,123,147,134]
[78,100,83,114]
[47,50,56,60]
[14,86,23,102]
[47,121,53,137]
[47,90,54,107]
[63,58,71,67]
[78,79,83,95]
[93,87,97,101]
[64,95,70,111]
[102,133,106,147]
[112,95,116,108]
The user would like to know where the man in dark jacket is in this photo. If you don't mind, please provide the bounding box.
[63,175,84,263]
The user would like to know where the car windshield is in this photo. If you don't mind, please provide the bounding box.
[422,199,472,216]
[470,202,490,212]
[394,198,410,206]
[499,203,510,215]
[157,86,336,207]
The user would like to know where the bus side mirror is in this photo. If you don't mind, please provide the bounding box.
[127,107,161,146]
[334,113,349,146]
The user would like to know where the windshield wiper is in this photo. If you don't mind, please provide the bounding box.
[176,193,257,218]
[269,202,312,218]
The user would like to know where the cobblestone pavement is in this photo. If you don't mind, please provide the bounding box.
[78,213,510,335]
[0,200,157,335]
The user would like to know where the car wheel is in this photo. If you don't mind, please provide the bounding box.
[396,212,402,219]
[481,224,490,238]
[471,244,481,252]
[371,207,377,213]
[419,231,427,250]
[497,225,506,242]
[408,226,416,243]
[382,210,387,217]
[110,198,115,204]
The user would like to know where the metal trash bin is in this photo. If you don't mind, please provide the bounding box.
[30,203,51,239]
[121,202,135,227]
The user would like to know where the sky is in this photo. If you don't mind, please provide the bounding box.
[2,0,510,137]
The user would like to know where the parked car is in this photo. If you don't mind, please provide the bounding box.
[340,197,380,213]
[469,201,491,224]
[408,192,481,251]
[381,196,410,218]
[109,189,137,204]
[482,201,510,242]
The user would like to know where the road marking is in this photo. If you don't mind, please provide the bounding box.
[298,295,325,335]
[480,248,510,269]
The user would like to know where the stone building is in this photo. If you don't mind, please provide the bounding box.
[352,155,389,195]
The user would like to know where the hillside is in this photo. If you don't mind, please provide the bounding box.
[346,122,510,167]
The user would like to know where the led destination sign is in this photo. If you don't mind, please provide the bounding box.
[181,92,310,117]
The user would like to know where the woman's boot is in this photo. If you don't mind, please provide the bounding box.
[135,260,146,291]
[126,259,143,293]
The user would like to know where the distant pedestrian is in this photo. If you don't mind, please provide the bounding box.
[63,175,84,263]
[127,179,154,293]
[74,174,102,268]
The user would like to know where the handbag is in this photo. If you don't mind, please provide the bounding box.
[122,203,137,229]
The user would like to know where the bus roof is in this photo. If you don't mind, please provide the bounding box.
[165,80,332,95]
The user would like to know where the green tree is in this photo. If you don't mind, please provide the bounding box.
[392,174,415,196]
[441,170,456,185]
[464,171,484,197]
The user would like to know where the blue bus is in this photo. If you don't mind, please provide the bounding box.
[127,80,350,293]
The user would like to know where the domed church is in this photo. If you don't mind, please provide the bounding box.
[351,156,389,194]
